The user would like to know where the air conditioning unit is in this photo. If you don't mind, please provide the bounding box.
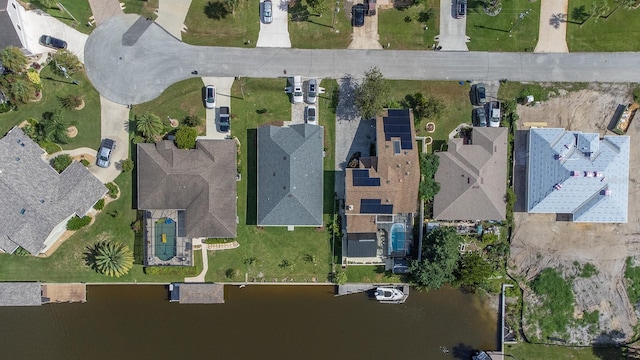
[347,205,354,211]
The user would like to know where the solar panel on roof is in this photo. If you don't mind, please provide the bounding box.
[352,170,381,186]
[353,169,368,178]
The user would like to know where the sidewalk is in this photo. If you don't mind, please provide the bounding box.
[534,0,569,53]
[184,238,208,283]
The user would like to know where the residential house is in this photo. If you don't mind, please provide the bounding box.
[257,123,324,227]
[137,139,237,266]
[0,0,32,55]
[0,127,107,255]
[527,128,629,222]
[343,109,420,267]
[433,127,508,221]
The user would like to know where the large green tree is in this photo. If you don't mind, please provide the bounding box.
[355,67,390,120]
[175,126,198,149]
[410,226,462,290]
[41,109,74,144]
[0,46,28,73]
[454,252,493,292]
[89,240,134,278]
[136,112,164,139]
[51,50,82,76]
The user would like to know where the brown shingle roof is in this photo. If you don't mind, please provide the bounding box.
[137,140,237,238]
[345,109,420,224]
[433,127,508,221]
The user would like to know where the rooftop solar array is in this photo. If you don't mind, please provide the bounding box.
[383,109,413,150]
[352,169,381,186]
[360,199,393,214]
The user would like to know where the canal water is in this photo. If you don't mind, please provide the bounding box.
[0,285,496,359]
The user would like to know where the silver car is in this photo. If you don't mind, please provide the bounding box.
[306,79,317,104]
[97,139,115,168]
[263,0,273,24]
[305,105,317,125]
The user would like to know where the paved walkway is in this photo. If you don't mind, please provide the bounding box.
[534,0,569,53]
[256,0,291,47]
[185,239,208,283]
[88,0,124,26]
[155,0,193,40]
[85,14,640,105]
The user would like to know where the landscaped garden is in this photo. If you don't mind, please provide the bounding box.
[566,0,640,52]
[378,0,439,50]
[183,0,260,46]
[204,78,336,282]
[466,0,540,52]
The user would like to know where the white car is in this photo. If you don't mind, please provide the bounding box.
[305,105,317,125]
[292,76,303,104]
[204,85,216,109]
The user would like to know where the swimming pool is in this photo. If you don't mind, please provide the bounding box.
[390,223,406,255]
[155,219,177,261]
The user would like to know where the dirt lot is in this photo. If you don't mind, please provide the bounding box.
[509,83,640,345]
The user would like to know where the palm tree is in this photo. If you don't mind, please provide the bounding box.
[7,75,36,104]
[90,240,134,278]
[41,109,74,144]
[136,112,164,139]
[0,46,28,73]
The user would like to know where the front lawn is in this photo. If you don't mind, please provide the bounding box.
[31,0,94,34]
[387,80,474,153]
[288,1,352,49]
[566,0,640,51]
[205,78,335,282]
[466,0,540,52]
[183,0,260,46]
[0,64,102,150]
[378,0,439,50]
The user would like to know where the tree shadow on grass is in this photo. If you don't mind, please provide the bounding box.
[323,170,336,215]
[245,128,257,225]
[204,1,230,20]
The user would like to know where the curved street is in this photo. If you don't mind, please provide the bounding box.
[86,14,640,105]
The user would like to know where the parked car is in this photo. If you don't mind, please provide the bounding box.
[352,4,365,27]
[204,85,216,109]
[219,106,231,132]
[262,0,273,24]
[455,0,466,18]
[473,83,486,105]
[292,76,303,104]
[473,107,487,127]
[306,79,317,104]
[97,139,116,168]
[39,35,67,50]
[305,105,317,125]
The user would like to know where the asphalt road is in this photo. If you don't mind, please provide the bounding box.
[86,14,640,105]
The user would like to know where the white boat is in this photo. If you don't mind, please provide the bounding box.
[374,287,405,302]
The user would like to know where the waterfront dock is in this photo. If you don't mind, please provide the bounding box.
[41,283,87,303]
[336,283,410,299]
[170,283,224,304]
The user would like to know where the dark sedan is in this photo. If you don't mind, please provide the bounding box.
[39,35,67,50]
[352,4,365,27]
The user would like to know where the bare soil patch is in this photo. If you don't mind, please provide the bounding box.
[67,126,78,138]
[510,83,640,345]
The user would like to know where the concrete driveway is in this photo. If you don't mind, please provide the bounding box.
[435,0,469,51]
[534,0,569,53]
[256,0,291,48]
[155,0,193,40]
[93,96,130,183]
[347,3,382,50]
[23,10,88,62]
[199,77,234,140]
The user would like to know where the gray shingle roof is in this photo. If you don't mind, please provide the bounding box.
[137,139,237,238]
[0,128,107,254]
[0,282,41,306]
[527,128,629,223]
[257,124,323,226]
[434,127,508,221]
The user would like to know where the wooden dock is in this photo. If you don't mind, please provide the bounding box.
[41,283,87,303]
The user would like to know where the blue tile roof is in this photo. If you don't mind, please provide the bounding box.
[527,128,629,223]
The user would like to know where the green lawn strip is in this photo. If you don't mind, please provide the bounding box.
[0,65,101,150]
[30,0,94,35]
[288,2,351,49]
[507,342,623,360]
[466,0,540,52]
[344,265,402,283]
[204,78,332,282]
[497,82,589,103]
[183,0,259,47]
[567,0,640,52]
[624,257,640,305]
[122,0,159,19]
[387,80,474,153]
[132,78,206,131]
[378,1,439,50]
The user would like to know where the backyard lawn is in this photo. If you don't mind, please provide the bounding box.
[0,64,102,151]
[205,78,336,282]
[466,0,540,52]
[183,0,260,46]
[387,80,474,153]
[378,0,439,50]
[566,0,640,52]
[288,1,352,48]
[507,342,626,360]
[345,265,403,283]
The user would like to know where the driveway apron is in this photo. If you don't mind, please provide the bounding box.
[256,0,291,48]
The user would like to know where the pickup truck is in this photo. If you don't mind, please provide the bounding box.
[219,106,230,132]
